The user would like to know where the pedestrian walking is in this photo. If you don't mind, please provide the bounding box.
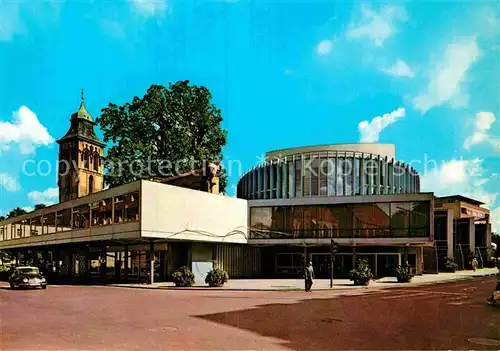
[304,261,314,292]
[471,256,478,271]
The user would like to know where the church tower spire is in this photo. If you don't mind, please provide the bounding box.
[56,90,105,203]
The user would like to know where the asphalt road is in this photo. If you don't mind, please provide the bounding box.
[1,277,499,350]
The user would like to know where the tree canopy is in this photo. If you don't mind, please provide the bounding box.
[7,207,27,219]
[97,81,228,192]
[34,204,47,210]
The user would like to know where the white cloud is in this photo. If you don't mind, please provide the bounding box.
[346,4,408,46]
[382,59,414,78]
[0,2,26,41]
[413,38,479,114]
[22,206,34,213]
[464,111,497,150]
[420,158,498,211]
[316,39,334,55]
[0,173,21,192]
[28,187,59,204]
[130,0,168,18]
[358,107,406,142]
[0,106,54,155]
[491,207,500,234]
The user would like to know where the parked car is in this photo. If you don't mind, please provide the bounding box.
[9,266,47,290]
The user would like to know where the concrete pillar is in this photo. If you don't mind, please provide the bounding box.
[486,223,492,247]
[100,247,107,283]
[277,162,282,198]
[447,209,454,258]
[417,247,424,275]
[148,243,155,284]
[360,154,365,195]
[124,245,129,282]
[468,218,475,252]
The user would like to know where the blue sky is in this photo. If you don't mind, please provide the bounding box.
[0,0,499,230]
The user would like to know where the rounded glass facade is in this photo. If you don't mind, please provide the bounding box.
[237,150,420,200]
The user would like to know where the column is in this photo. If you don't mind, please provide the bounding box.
[447,209,454,258]
[389,159,394,194]
[375,155,381,195]
[148,243,155,284]
[124,245,129,282]
[468,218,475,252]
[290,156,296,197]
[257,166,263,199]
[263,164,268,199]
[282,159,288,199]
[277,162,282,198]
[360,154,365,195]
[100,247,107,283]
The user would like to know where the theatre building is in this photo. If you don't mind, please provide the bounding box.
[0,97,493,283]
[237,144,434,278]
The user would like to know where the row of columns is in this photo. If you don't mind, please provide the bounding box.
[238,153,420,199]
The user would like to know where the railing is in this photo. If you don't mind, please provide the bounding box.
[249,228,430,240]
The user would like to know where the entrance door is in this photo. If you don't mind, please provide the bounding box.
[311,254,330,278]
[376,254,399,277]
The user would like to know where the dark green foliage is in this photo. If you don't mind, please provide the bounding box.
[7,207,27,218]
[349,258,374,285]
[445,257,459,272]
[395,264,413,282]
[97,81,228,192]
[205,268,229,287]
[172,266,195,287]
[34,204,47,210]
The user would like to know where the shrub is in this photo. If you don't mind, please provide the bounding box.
[395,264,413,282]
[205,268,229,287]
[445,257,459,272]
[349,258,374,285]
[172,266,195,287]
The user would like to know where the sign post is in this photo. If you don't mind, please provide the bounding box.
[330,239,337,288]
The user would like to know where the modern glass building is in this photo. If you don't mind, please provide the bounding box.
[237,144,420,200]
[238,144,433,278]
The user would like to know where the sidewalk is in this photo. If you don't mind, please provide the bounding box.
[109,268,498,291]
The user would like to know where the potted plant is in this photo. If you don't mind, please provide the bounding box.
[395,264,413,283]
[485,246,496,268]
[172,266,195,287]
[205,268,229,287]
[444,257,459,273]
[349,258,374,286]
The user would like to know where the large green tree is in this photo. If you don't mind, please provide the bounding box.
[0,216,5,221]
[7,207,27,219]
[97,81,228,192]
[34,204,47,210]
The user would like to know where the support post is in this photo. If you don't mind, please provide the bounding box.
[124,245,129,282]
[148,243,155,284]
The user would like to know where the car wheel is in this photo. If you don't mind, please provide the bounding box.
[41,285,47,289]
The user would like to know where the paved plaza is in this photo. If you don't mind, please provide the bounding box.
[1,275,500,350]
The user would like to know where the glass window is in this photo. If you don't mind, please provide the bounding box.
[57,208,72,232]
[92,198,113,226]
[124,192,140,222]
[43,213,56,235]
[288,161,294,198]
[303,155,310,197]
[390,202,411,237]
[319,156,328,196]
[271,164,277,199]
[336,158,344,196]
[303,207,319,237]
[250,207,272,231]
[310,155,319,196]
[354,158,360,195]
[73,204,90,229]
[352,203,390,237]
[410,201,429,229]
[30,216,43,236]
[294,159,301,197]
[288,207,304,238]
[327,158,335,196]
[271,207,285,233]
[344,158,353,196]
[281,162,287,199]
[265,165,270,197]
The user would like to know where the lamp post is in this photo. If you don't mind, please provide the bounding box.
[330,239,337,288]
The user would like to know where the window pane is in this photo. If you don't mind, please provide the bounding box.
[336,158,344,196]
[311,155,319,196]
[354,158,360,195]
[57,208,72,232]
[43,213,56,235]
[294,159,301,197]
[271,207,284,232]
[124,192,140,222]
[344,158,353,196]
[250,208,272,231]
[288,161,294,198]
[73,205,90,229]
[327,158,335,196]
[303,155,310,196]
[319,157,328,196]
[391,202,411,237]
[410,201,429,230]
[92,198,113,226]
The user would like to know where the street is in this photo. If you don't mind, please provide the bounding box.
[1,277,499,350]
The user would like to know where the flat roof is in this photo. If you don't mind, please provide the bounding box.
[265,143,396,160]
[436,195,485,206]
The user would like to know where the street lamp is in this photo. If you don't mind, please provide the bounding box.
[330,239,338,288]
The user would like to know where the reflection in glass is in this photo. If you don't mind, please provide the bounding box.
[294,159,301,197]
[311,155,319,196]
[303,155,310,197]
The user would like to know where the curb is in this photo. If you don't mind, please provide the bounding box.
[108,273,497,292]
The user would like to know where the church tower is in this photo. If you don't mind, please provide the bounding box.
[57,90,106,203]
